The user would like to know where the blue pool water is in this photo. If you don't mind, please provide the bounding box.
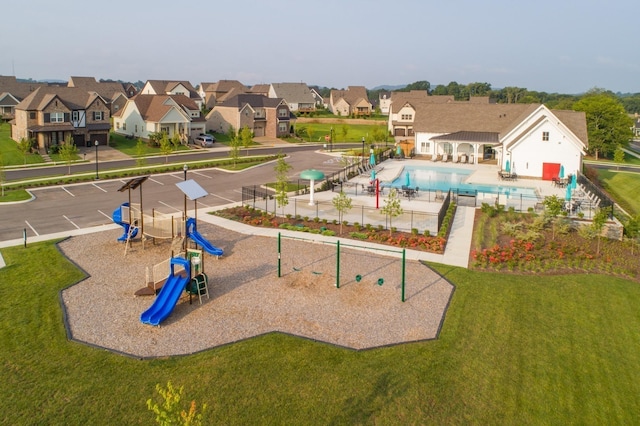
[388,165,537,197]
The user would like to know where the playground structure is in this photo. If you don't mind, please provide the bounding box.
[140,257,191,326]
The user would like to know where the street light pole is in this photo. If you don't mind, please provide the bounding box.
[361,136,365,165]
[94,140,99,179]
[183,164,188,244]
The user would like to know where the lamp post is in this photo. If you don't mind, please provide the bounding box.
[361,136,365,165]
[94,140,99,179]
[330,127,333,152]
[183,164,188,243]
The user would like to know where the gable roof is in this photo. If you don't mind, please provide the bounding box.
[0,75,47,100]
[67,76,128,102]
[217,93,285,109]
[248,84,270,95]
[16,86,107,111]
[269,82,316,104]
[331,86,370,106]
[144,80,200,100]
[125,94,194,122]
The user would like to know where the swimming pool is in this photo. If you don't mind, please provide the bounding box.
[388,165,537,197]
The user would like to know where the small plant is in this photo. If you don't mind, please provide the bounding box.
[411,228,419,236]
[391,227,397,233]
[342,220,349,227]
[285,213,292,219]
[349,232,368,239]
[423,230,431,237]
[313,217,320,223]
[147,381,206,426]
[303,216,310,222]
[377,224,384,231]
[332,219,338,225]
[322,218,328,224]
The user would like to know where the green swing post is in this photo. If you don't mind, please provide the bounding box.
[277,232,281,278]
[336,240,340,288]
[401,249,406,302]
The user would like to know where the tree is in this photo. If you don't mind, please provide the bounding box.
[229,132,241,167]
[239,125,253,155]
[371,125,387,144]
[591,207,609,255]
[171,132,182,150]
[332,191,353,235]
[573,91,633,159]
[543,195,565,240]
[17,137,32,164]
[613,148,625,169]
[274,154,292,222]
[135,138,147,169]
[340,124,349,142]
[380,188,403,236]
[159,133,172,163]
[58,136,79,175]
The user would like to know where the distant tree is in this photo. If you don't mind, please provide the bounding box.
[159,133,172,163]
[613,148,625,168]
[305,124,314,142]
[171,132,181,150]
[227,125,237,141]
[543,195,565,240]
[624,214,640,255]
[274,154,292,222]
[58,136,79,175]
[239,126,253,155]
[573,90,633,159]
[135,138,147,169]
[620,95,640,114]
[332,191,353,235]
[380,188,403,236]
[466,82,492,97]
[371,125,387,144]
[590,207,609,255]
[399,81,431,94]
[340,124,349,141]
[229,132,241,167]
[17,137,33,164]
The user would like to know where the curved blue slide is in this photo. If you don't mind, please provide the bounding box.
[112,202,138,242]
[140,257,191,326]
[186,217,224,256]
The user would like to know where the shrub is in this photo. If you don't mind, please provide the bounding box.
[349,232,368,239]
[322,230,336,236]
[411,228,419,236]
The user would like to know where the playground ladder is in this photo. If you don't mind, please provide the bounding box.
[123,223,139,257]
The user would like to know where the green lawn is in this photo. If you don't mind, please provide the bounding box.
[0,124,44,166]
[596,169,640,215]
[1,241,640,423]
[293,122,392,145]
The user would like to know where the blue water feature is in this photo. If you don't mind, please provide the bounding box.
[389,165,537,197]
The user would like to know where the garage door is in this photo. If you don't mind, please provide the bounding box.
[542,163,561,180]
[90,133,108,146]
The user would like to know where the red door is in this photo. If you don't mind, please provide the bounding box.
[542,163,560,180]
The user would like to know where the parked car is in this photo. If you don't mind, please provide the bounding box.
[195,134,215,147]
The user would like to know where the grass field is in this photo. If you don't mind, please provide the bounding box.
[0,124,44,166]
[595,168,640,215]
[293,122,392,145]
[1,240,640,423]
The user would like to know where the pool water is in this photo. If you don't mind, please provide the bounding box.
[388,165,537,197]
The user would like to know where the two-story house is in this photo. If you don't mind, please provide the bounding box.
[67,76,135,115]
[11,86,111,150]
[387,91,455,137]
[141,80,203,110]
[199,80,249,109]
[111,94,204,143]
[267,82,322,113]
[205,94,293,138]
[328,86,372,116]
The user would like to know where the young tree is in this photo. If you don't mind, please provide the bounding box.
[305,125,314,142]
[380,188,403,236]
[147,381,207,426]
[543,195,565,240]
[159,133,172,163]
[58,136,79,175]
[274,154,292,222]
[573,91,633,159]
[340,124,349,141]
[171,132,182,150]
[229,133,241,167]
[239,125,253,155]
[591,207,609,255]
[613,148,625,169]
[17,137,32,164]
[332,191,353,235]
[135,138,147,169]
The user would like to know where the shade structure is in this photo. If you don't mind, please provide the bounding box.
[559,165,565,178]
[300,169,325,206]
[570,174,577,190]
[565,184,572,201]
[369,152,376,165]
[405,171,410,187]
[505,159,511,173]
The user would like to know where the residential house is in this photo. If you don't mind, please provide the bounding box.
[141,80,203,109]
[267,82,322,113]
[11,86,111,150]
[0,76,47,121]
[205,94,294,138]
[631,113,640,138]
[111,94,205,143]
[329,86,372,116]
[388,91,455,137]
[199,80,249,109]
[408,102,587,179]
[248,84,270,97]
[379,90,391,115]
[67,76,133,115]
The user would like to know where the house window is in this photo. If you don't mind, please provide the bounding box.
[542,131,549,141]
[420,142,430,152]
[72,111,79,122]
[278,122,288,133]
[401,114,413,120]
[116,122,120,130]
[123,122,127,131]
[50,112,64,123]
[278,108,288,118]
[135,124,138,132]
[29,112,36,119]
[93,111,103,120]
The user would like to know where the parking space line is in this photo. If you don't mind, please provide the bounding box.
[149,178,164,185]
[25,220,39,236]
[170,174,183,180]
[192,171,212,179]
[63,215,80,229]
[92,183,108,193]
[197,201,212,208]
[98,210,112,220]
[158,200,181,212]
[61,186,75,197]
[209,193,237,203]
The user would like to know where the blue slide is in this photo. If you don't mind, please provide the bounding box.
[112,202,138,242]
[186,217,224,257]
[140,257,191,326]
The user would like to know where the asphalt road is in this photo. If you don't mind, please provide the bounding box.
[0,147,349,243]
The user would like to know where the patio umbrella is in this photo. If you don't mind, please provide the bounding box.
[505,159,511,173]
[559,165,565,178]
[570,174,577,190]
[405,171,410,187]
[565,184,572,201]
[396,145,402,157]
[300,169,325,206]
[369,152,376,166]
[371,169,376,182]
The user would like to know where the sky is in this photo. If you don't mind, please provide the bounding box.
[2,0,637,94]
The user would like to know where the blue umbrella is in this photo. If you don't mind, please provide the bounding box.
[565,185,572,201]
[371,169,376,181]
[559,165,565,178]
[505,159,511,173]
[405,171,410,187]
[369,152,376,166]
[570,174,577,190]
[396,145,402,156]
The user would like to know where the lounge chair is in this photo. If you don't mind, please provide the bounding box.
[460,154,467,164]
[442,153,448,162]
[435,190,444,201]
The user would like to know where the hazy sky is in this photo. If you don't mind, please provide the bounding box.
[3,0,637,94]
